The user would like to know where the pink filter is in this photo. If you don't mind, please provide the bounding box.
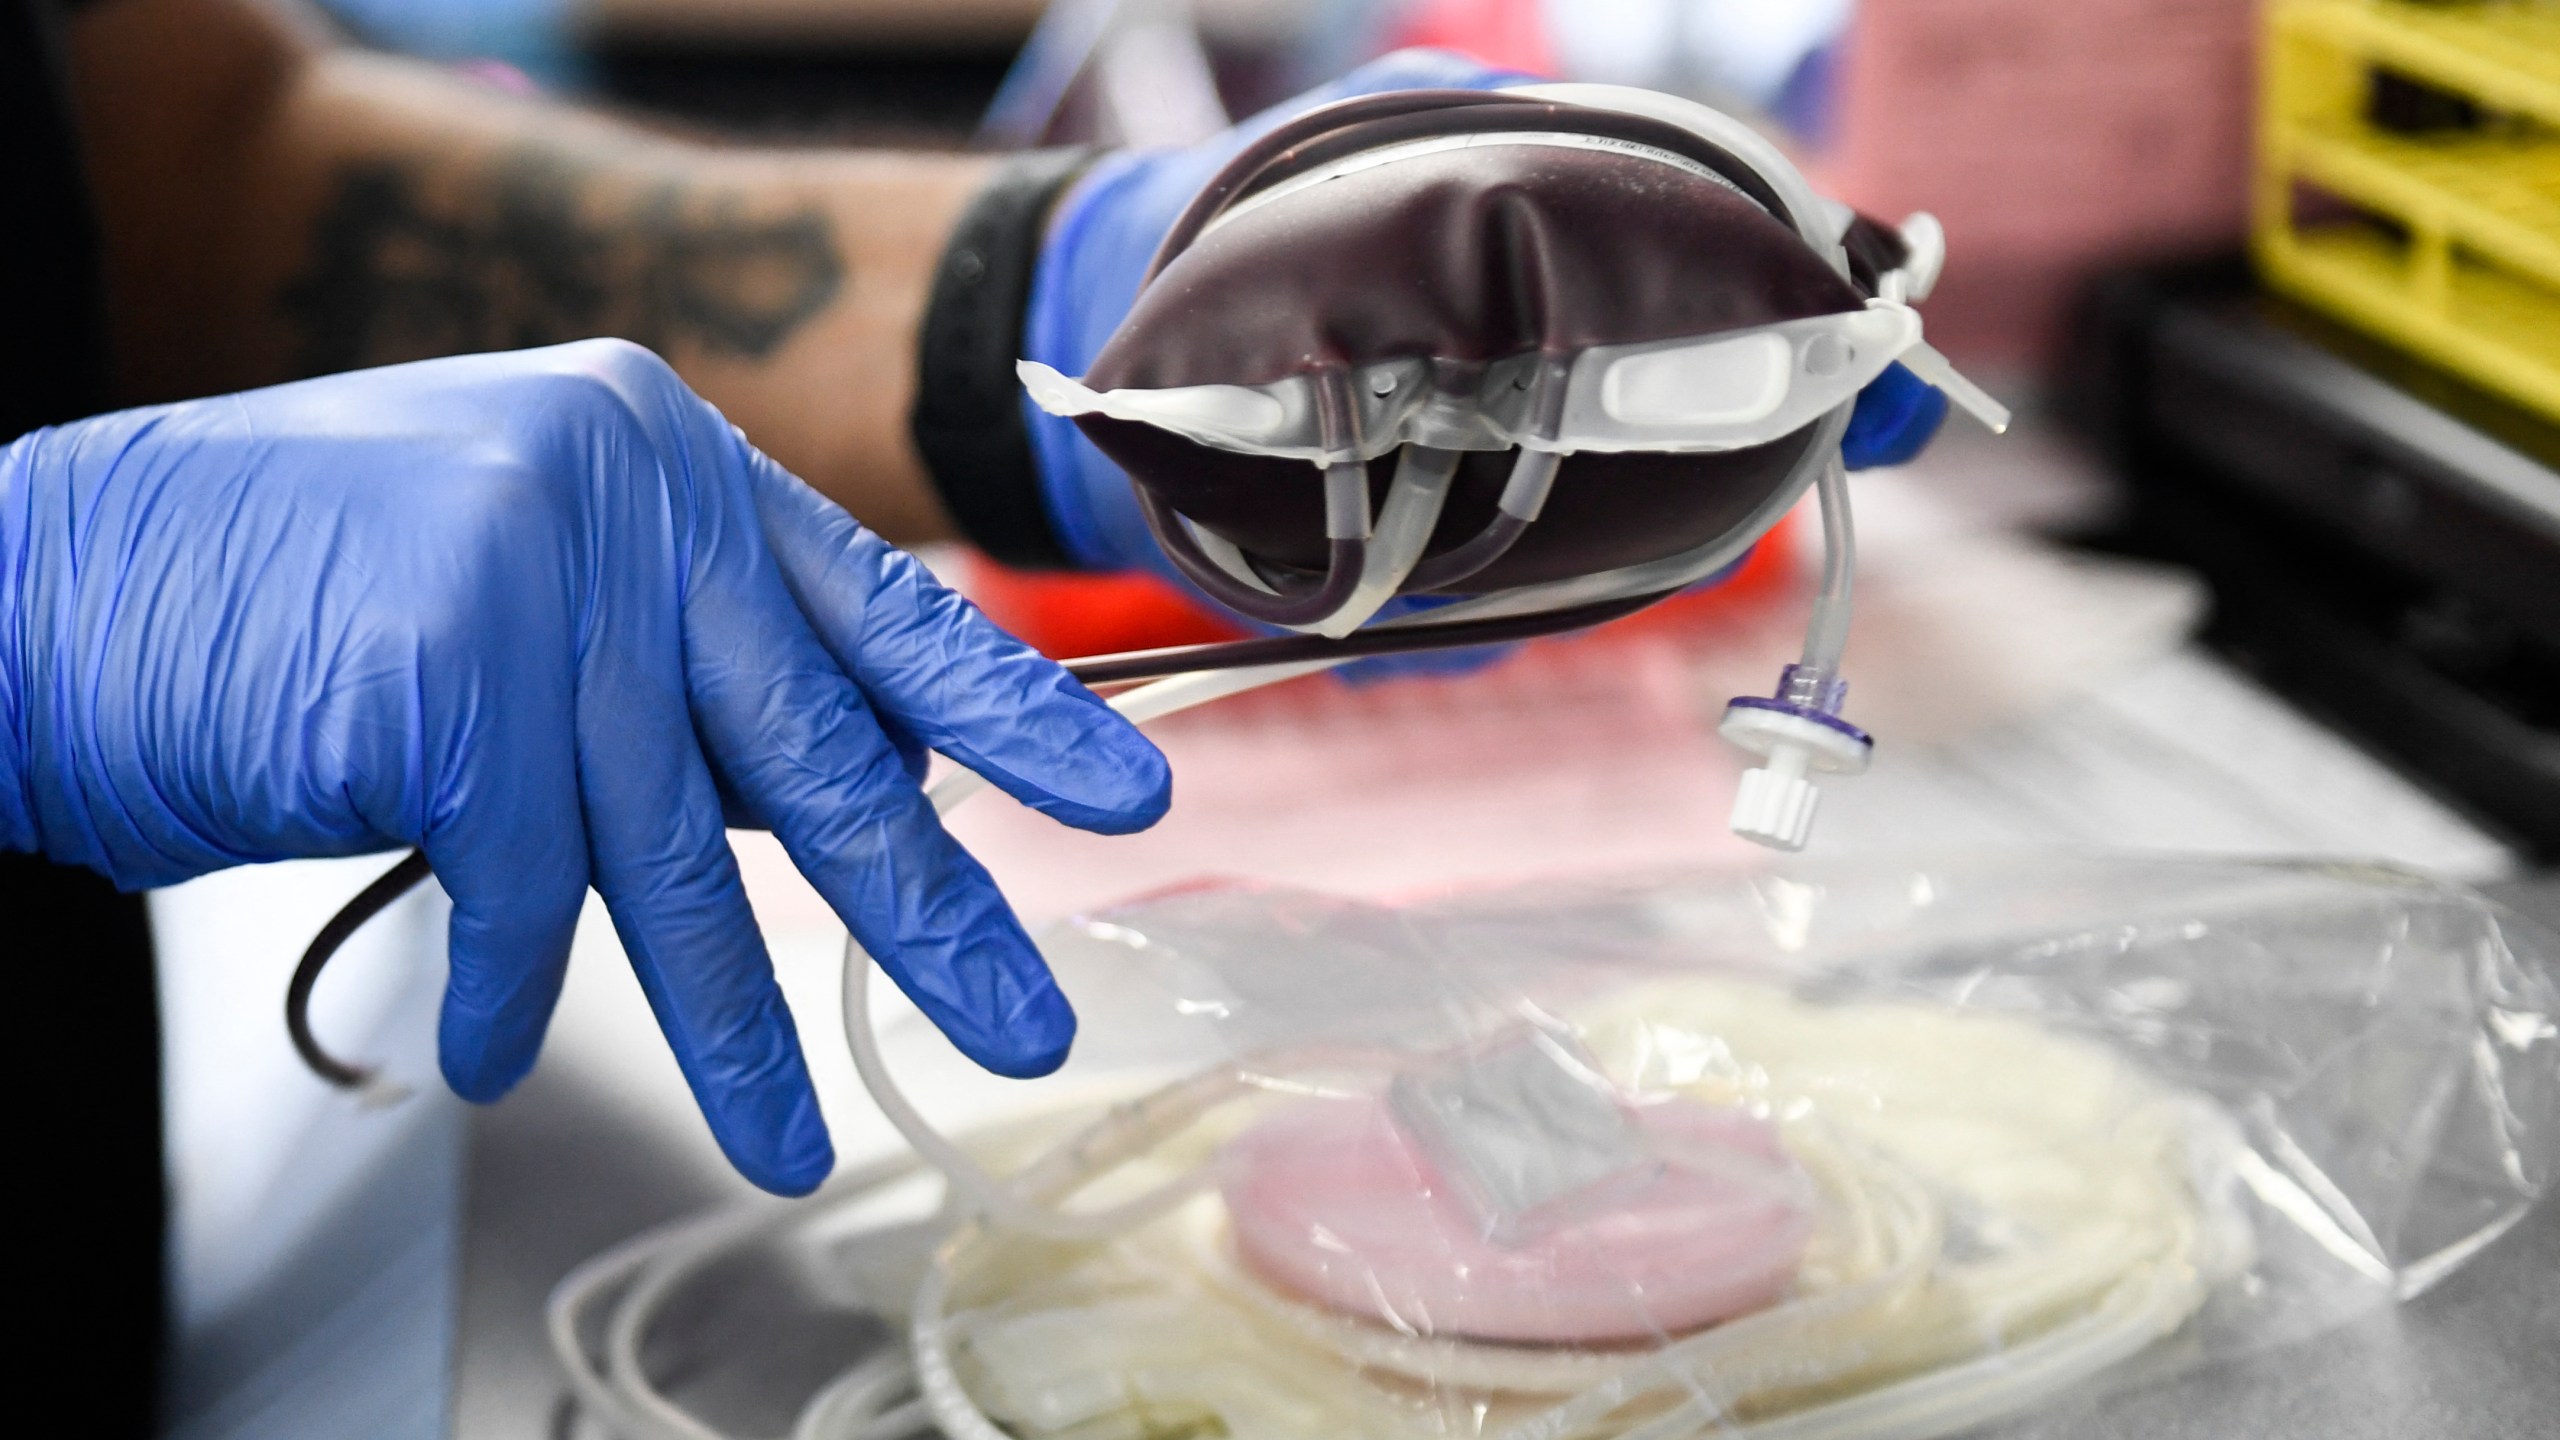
[1221,1094,1813,1345]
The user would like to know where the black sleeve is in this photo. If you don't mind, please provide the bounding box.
[908,146,1097,571]
[7,11,168,1436]
[3,0,115,442]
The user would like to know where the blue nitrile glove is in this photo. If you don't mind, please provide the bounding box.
[1842,362,1949,469]
[0,341,1170,1196]
[1022,53,1949,664]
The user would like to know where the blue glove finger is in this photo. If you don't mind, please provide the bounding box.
[416,553,589,1104]
[708,719,927,829]
[646,422,1080,1076]
[1842,362,1949,470]
[579,617,832,1195]
[748,454,1170,837]
[587,694,830,1195]
[689,631,1075,1080]
[542,349,833,1196]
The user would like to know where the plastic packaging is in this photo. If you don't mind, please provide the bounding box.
[550,856,2557,1440]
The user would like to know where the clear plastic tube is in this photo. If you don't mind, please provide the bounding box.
[1670,1236,2204,1440]
[547,1114,1107,1440]
[1497,1132,1943,1440]
[1409,447,1560,593]
[1800,459,1856,676]
[910,1262,1009,1440]
[604,1226,760,1440]
[844,928,1409,1245]
[1327,444,1461,637]
[845,939,1273,1241]
[789,1351,925,1440]
[548,1213,746,1440]
[546,1159,923,1440]
[1441,401,1852,624]
[1150,485,1370,627]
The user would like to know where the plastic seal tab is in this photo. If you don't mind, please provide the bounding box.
[1021,304,1924,464]
[548,859,2558,1440]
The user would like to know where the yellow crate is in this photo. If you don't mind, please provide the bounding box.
[2255,0,2560,421]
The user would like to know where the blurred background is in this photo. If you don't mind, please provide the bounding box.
[303,0,2262,371]
[152,4,2558,1438]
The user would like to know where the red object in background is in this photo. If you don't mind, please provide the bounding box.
[1386,0,1557,75]
[962,511,1802,663]
[964,562,1249,661]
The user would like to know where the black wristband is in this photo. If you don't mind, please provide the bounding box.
[910,146,1098,571]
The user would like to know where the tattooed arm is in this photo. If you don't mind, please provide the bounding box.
[63,0,986,541]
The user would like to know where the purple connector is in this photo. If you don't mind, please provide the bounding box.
[1724,664,1874,749]
[1719,665,1875,851]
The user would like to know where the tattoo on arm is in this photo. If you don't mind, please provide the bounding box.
[281,152,843,376]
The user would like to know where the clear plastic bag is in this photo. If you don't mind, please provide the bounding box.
[552,856,2558,1440]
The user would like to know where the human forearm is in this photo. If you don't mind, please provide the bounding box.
[68,0,986,541]
[586,0,1045,47]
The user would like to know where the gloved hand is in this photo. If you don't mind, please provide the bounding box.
[1021,51,1950,636]
[0,340,1171,1195]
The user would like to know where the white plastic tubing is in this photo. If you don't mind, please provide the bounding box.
[545,1152,930,1440]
